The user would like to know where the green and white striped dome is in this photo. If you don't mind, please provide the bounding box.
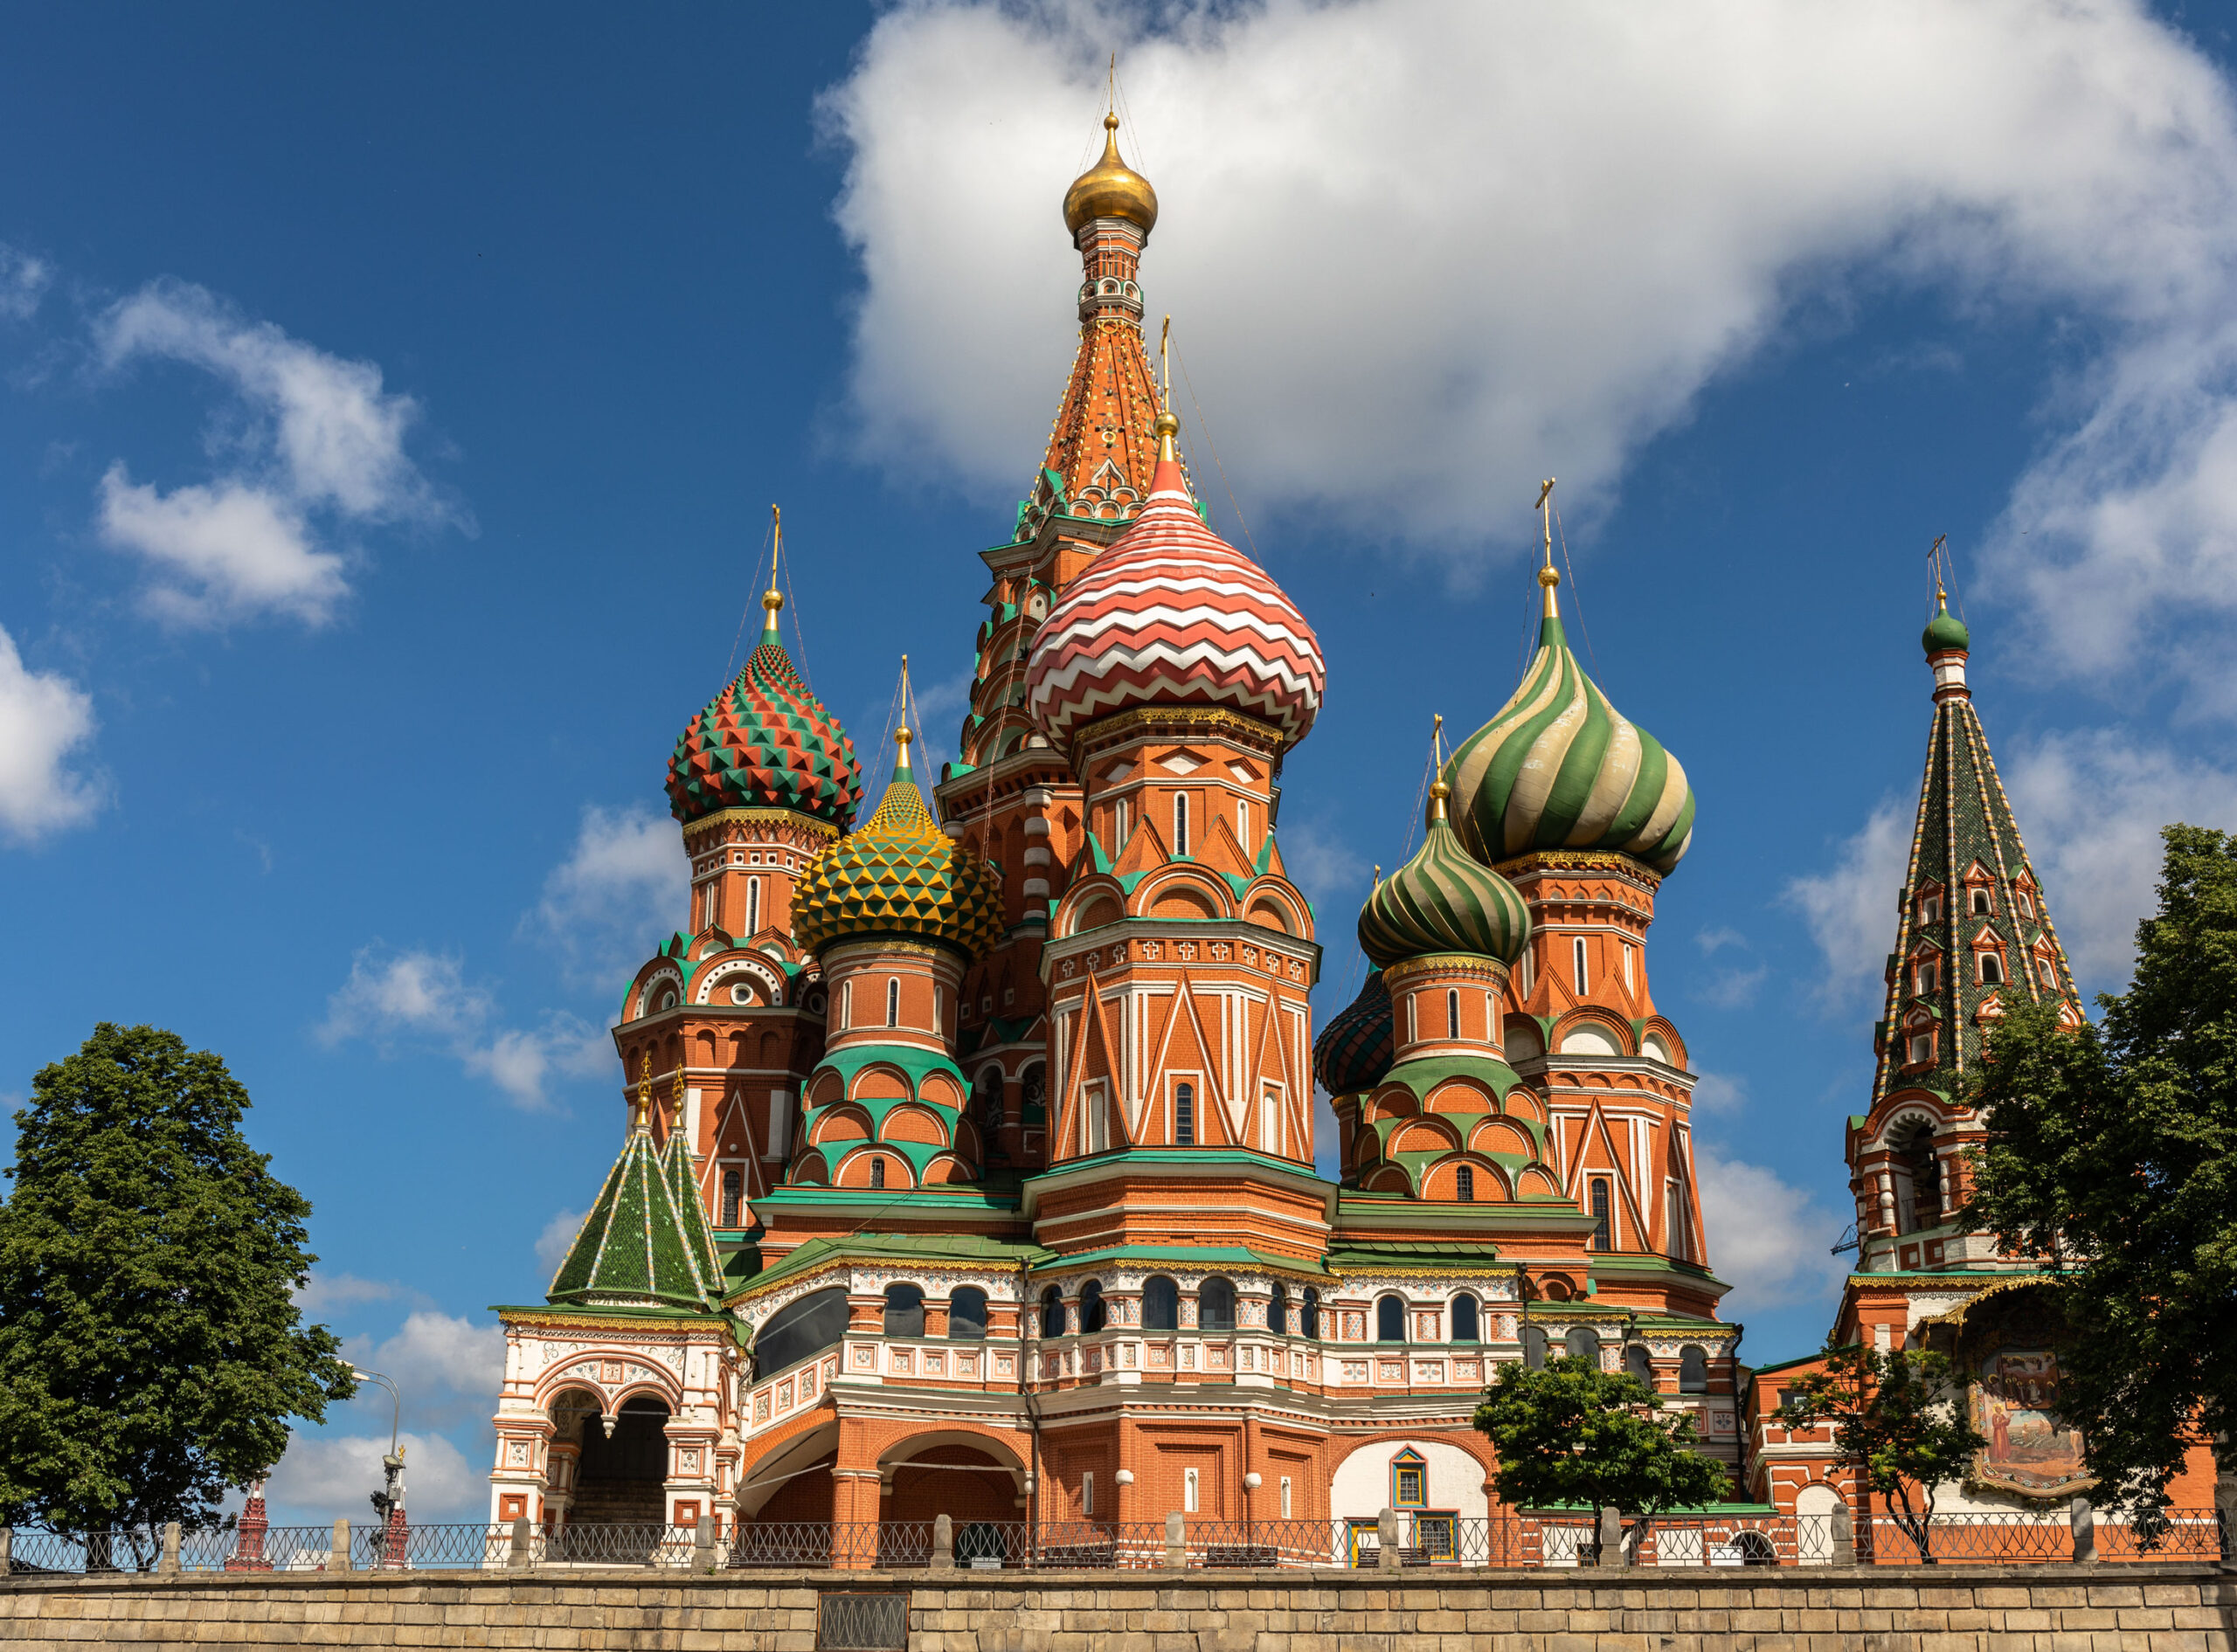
[1444,581,1693,874]
[1358,784,1531,968]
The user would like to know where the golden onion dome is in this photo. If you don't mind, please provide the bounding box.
[1063,114,1159,238]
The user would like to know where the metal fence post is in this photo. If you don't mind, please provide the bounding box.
[1165,1512,1186,1570]
[2070,1497,2097,1564]
[1596,1507,1627,1568]
[932,1513,953,1570]
[1376,1508,1399,1572]
[158,1523,181,1576]
[329,1518,351,1573]
[1830,1503,1855,1566]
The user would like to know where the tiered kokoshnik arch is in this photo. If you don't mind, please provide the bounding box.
[489,125,1758,1546]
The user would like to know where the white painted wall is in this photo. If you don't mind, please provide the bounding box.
[1328,1438,1489,1521]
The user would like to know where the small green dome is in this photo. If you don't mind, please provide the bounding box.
[1922,596,1970,657]
[1357,786,1531,969]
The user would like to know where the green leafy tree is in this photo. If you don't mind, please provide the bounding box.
[1960,824,2237,1523]
[1472,1354,1730,1555]
[1775,1342,1984,1563]
[0,1024,354,1549]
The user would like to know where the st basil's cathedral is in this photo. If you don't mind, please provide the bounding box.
[484,114,2128,1545]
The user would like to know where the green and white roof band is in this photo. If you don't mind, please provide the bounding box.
[1443,610,1693,874]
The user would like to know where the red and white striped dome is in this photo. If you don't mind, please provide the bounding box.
[1025,441,1324,750]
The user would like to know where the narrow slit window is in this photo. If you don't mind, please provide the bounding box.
[1456,1164,1475,1203]
[1174,793,1189,857]
[869,1156,886,1190]
[1238,799,1250,850]
[720,1168,743,1227]
[1573,937,1589,994]
[1112,798,1128,848]
[1174,1082,1195,1145]
[746,876,762,937]
[1445,988,1460,1039]
[886,978,900,1026]
[1622,944,1634,991]
[1589,1178,1611,1249]
[840,980,852,1030]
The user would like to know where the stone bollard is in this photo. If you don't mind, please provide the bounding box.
[1596,1507,1627,1568]
[2071,1496,2097,1563]
[509,1516,533,1572]
[158,1523,181,1577]
[932,1513,954,1570]
[1165,1511,1186,1571]
[1830,1503,1856,1566]
[694,1515,715,1572]
[1376,1507,1399,1572]
[329,1518,351,1574]
[0,1528,11,1579]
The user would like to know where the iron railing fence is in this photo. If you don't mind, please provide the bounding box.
[4,1508,2222,1575]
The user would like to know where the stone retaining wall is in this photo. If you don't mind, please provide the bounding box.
[3,1563,2233,1649]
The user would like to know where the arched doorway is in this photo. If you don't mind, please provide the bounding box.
[571,1394,669,1525]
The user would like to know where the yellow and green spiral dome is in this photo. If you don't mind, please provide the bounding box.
[793,730,1003,962]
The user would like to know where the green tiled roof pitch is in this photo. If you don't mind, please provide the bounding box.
[1313,970,1394,1096]
[1869,605,2082,1106]
[1358,790,1528,968]
[547,1121,723,1312]
[666,610,864,829]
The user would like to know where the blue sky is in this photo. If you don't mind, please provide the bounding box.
[4,2,2237,1522]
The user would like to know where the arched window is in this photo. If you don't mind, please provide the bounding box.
[1237,799,1250,850]
[1173,1082,1195,1145]
[1144,1275,1180,1331]
[948,1287,988,1340]
[1113,798,1129,849]
[1589,1179,1612,1249]
[1679,1344,1709,1393]
[869,1156,886,1190]
[1971,887,1991,916]
[840,980,852,1029]
[1446,988,1460,1038]
[1039,1284,1066,1337]
[752,1285,850,1379]
[1523,1324,1549,1369]
[1301,1287,1320,1340]
[1174,793,1189,857]
[1020,1064,1046,1125]
[1564,1326,1602,1365]
[747,876,762,937]
[1079,1280,1106,1334]
[1269,1282,1290,1335]
[719,1168,744,1227]
[1200,1276,1236,1332]
[883,1282,925,1338]
[1376,1295,1406,1343]
[1978,951,2003,985]
[1890,1117,1941,1233]
[1625,1343,1654,1386]
[886,978,901,1026]
[1456,1164,1476,1203]
[1450,1294,1479,1344]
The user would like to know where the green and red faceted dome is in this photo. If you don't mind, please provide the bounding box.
[666,596,863,829]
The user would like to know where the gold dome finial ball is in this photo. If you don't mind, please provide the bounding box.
[1063,113,1160,238]
[1429,778,1451,801]
[1153,410,1179,438]
[1537,565,1561,590]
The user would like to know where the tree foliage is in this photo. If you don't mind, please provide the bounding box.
[0,1024,354,1536]
[1961,825,2237,1517]
[1472,1354,1730,1549]
[1775,1342,1984,1561]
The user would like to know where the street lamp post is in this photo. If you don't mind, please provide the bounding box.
[350,1367,407,1568]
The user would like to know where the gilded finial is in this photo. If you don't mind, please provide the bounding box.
[1534,479,1561,618]
[631,1052,651,1136]
[1427,715,1451,822]
[762,505,785,628]
[1155,317,1180,461]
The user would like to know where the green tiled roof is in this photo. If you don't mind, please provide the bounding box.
[729,1231,1053,1305]
[1324,1240,1506,1273]
[546,1124,724,1312]
[1033,1242,1328,1279]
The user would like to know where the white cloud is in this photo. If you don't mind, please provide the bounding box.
[1783,794,1911,1010]
[1694,1141,1847,1316]
[1276,818,1368,910]
[1696,963,1768,1012]
[537,1208,587,1275]
[1695,926,1749,957]
[823,0,2237,717]
[318,945,608,1110]
[1690,1072,1748,1116]
[265,1429,482,1525]
[96,464,345,626]
[294,1272,399,1316]
[367,1311,505,1424]
[530,804,689,989]
[91,279,454,627]
[0,624,100,845]
[2000,729,2237,989]
[0,243,49,321]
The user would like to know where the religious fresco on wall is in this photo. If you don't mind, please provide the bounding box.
[1961,1289,2091,1498]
